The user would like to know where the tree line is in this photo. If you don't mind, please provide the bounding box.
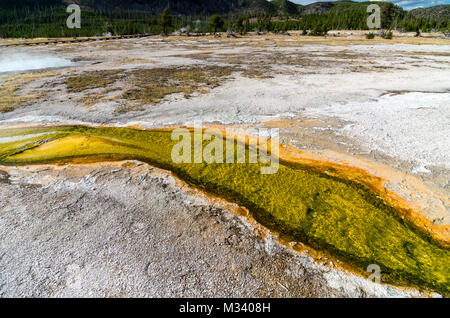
[0,3,448,38]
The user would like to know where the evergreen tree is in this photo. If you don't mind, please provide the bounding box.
[209,14,224,34]
[235,15,246,34]
[160,6,172,35]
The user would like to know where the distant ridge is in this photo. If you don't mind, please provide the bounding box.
[409,5,450,20]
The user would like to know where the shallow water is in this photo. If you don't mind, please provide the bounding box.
[0,131,57,143]
[0,125,448,295]
[0,51,76,74]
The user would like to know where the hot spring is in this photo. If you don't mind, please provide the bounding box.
[0,51,76,74]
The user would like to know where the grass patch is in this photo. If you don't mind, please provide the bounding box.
[75,93,105,107]
[409,51,450,57]
[0,73,54,113]
[95,41,128,50]
[65,66,238,113]
[113,58,154,65]
[66,70,123,93]
[75,88,121,107]
[121,66,237,108]
[173,52,213,60]
[382,31,393,40]
[241,67,274,79]
[114,103,144,114]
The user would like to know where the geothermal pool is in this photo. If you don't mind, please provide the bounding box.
[0,51,76,74]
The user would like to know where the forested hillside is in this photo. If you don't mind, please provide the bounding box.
[0,1,448,38]
[410,5,450,19]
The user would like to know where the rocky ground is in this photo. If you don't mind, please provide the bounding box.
[0,162,424,298]
[0,33,449,297]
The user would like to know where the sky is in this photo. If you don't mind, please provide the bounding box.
[290,0,450,10]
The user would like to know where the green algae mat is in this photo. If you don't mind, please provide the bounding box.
[0,126,449,295]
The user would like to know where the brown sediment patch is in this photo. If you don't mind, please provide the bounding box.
[63,65,240,112]
[94,41,130,50]
[407,51,450,57]
[0,72,55,113]
[111,58,155,65]
[379,89,450,97]
[75,88,122,107]
[171,52,214,60]
[0,169,10,183]
[119,65,238,109]
[65,70,124,93]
